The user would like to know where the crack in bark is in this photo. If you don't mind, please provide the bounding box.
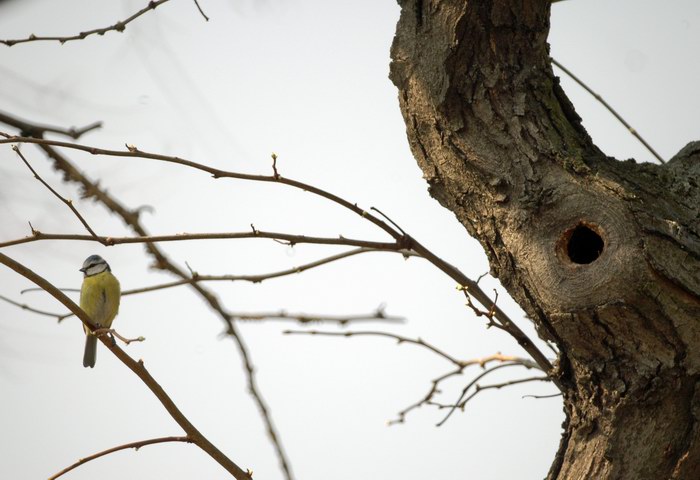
[671,376,700,477]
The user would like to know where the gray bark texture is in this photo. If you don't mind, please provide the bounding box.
[389,1,700,478]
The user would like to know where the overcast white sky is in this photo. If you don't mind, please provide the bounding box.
[0,1,698,479]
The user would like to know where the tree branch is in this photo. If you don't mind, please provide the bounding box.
[284,329,465,366]
[22,140,297,480]
[192,0,209,22]
[0,133,555,378]
[0,251,250,479]
[0,229,401,250]
[388,366,465,426]
[551,57,665,164]
[0,0,171,46]
[0,293,66,319]
[2,287,399,327]
[439,376,551,413]
[0,110,101,140]
[122,248,417,295]
[437,362,541,427]
[13,146,102,241]
[0,114,557,477]
[48,436,192,480]
[234,309,402,325]
[0,134,402,239]
[284,329,544,424]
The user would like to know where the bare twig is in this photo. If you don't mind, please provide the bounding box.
[458,285,501,329]
[284,329,543,424]
[437,362,536,426]
[271,152,279,178]
[122,248,418,295]
[450,376,551,410]
[0,293,66,319]
[1,0,171,46]
[0,134,400,238]
[48,436,192,480]
[523,392,562,399]
[551,57,665,164]
[0,110,100,139]
[0,229,400,250]
[388,366,464,426]
[192,0,209,21]
[0,133,555,379]
[284,329,463,366]
[235,309,402,325]
[4,288,397,328]
[93,327,145,345]
[459,353,539,370]
[21,287,79,294]
[13,146,102,241]
[0,251,251,480]
[370,206,406,236]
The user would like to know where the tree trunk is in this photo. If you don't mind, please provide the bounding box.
[389,1,700,478]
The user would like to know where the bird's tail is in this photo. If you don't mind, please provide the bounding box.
[83,334,97,368]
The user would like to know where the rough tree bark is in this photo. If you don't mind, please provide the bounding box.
[390,1,700,479]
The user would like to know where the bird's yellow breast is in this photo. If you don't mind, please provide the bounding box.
[80,271,120,332]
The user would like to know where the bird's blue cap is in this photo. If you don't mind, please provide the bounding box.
[80,255,108,272]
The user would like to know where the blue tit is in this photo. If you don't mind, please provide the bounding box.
[79,255,120,368]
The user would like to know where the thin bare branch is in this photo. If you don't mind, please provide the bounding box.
[0,251,251,480]
[21,287,79,294]
[284,329,463,366]
[283,329,543,425]
[235,309,402,325]
[192,0,210,21]
[437,362,535,426]
[48,436,192,480]
[0,229,400,250]
[370,206,406,236]
[523,392,563,399]
[13,146,102,241]
[271,152,279,178]
[0,293,65,319]
[0,110,101,139]
[1,0,171,47]
[551,57,665,164]
[0,134,403,239]
[30,141,296,480]
[1,133,555,378]
[390,358,547,425]
[388,366,464,426]
[459,285,502,330]
[452,376,551,410]
[4,287,396,328]
[122,248,418,295]
[93,327,145,345]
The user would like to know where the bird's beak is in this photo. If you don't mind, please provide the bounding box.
[79,267,86,273]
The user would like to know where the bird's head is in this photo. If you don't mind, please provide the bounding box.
[80,255,111,277]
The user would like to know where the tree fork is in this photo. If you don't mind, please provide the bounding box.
[390,1,700,478]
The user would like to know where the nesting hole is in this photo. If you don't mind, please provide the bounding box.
[565,224,604,264]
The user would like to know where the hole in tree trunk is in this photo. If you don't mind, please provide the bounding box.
[566,224,604,264]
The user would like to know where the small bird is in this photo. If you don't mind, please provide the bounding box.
[79,255,120,368]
